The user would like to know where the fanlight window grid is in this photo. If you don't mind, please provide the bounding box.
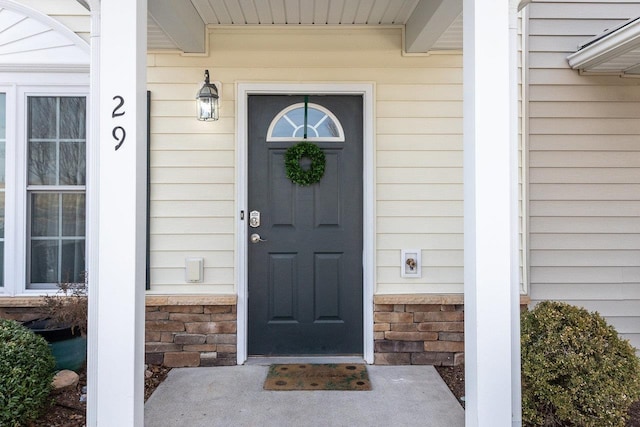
[266,103,345,142]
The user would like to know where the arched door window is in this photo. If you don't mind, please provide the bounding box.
[266,103,345,142]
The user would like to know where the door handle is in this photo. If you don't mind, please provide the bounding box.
[250,233,266,244]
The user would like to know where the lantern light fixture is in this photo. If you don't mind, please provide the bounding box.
[196,69,220,121]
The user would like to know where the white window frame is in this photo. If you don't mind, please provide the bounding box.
[0,85,15,296]
[0,76,89,296]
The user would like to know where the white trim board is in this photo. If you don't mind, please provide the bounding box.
[235,83,376,365]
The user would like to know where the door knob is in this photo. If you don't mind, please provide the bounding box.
[250,233,266,243]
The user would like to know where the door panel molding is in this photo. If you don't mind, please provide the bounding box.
[236,83,375,364]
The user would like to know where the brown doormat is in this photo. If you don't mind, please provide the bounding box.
[264,364,371,391]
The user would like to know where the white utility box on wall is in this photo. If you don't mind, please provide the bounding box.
[185,258,204,283]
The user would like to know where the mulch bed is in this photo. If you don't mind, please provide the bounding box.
[29,364,170,427]
[435,363,640,426]
[435,364,465,408]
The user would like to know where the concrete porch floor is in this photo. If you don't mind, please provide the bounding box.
[144,364,465,426]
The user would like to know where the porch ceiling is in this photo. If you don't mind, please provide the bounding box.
[147,0,463,53]
[568,17,640,76]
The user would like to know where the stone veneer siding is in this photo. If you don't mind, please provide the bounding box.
[373,295,465,366]
[144,295,237,367]
[373,294,531,366]
[0,295,239,368]
[1,294,531,368]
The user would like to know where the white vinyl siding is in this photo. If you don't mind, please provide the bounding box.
[527,1,640,349]
[147,27,464,295]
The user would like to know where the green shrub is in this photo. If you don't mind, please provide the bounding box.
[521,301,640,427]
[0,318,55,426]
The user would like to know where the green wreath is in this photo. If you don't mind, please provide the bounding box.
[285,141,326,186]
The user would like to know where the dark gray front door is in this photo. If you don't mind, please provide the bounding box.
[248,95,363,356]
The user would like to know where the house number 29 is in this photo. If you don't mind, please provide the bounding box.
[112,95,126,151]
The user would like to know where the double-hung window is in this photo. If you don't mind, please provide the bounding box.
[0,86,88,294]
[27,96,86,289]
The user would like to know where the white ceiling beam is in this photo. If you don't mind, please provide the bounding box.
[148,0,205,53]
[405,0,462,53]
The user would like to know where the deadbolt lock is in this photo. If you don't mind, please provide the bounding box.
[249,210,260,228]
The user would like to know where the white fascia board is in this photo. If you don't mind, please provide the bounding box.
[567,18,640,71]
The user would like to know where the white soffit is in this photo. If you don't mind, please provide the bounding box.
[0,0,89,71]
[148,0,464,53]
[192,0,420,25]
[568,17,640,76]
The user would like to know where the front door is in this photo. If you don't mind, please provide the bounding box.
[248,95,363,355]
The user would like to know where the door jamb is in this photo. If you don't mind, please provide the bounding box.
[236,83,375,364]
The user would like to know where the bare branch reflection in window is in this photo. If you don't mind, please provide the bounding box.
[27,96,86,287]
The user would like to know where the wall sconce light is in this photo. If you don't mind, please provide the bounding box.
[196,69,219,121]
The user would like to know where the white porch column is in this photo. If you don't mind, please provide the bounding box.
[463,0,515,426]
[88,0,147,425]
[509,3,524,425]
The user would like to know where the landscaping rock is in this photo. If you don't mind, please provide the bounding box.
[52,370,79,390]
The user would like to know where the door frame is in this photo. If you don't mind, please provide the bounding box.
[236,83,375,364]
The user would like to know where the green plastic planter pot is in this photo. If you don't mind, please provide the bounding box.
[23,319,87,371]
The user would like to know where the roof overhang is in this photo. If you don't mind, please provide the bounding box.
[567,17,640,77]
[145,0,463,54]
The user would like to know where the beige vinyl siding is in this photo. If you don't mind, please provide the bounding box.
[147,26,464,295]
[527,2,640,349]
